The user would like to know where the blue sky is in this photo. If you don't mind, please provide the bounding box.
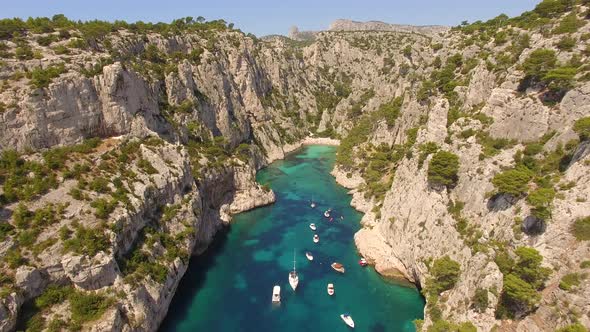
[1,0,540,36]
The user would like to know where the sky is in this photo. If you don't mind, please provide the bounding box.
[0,0,540,36]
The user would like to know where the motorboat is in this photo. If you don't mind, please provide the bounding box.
[340,314,355,328]
[272,285,281,303]
[331,262,345,273]
[311,201,316,208]
[309,223,317,231]
[324,209,331,218]
[327,283,335,296]
[313,234,319,243]
[306,252,314,261]
[359,258,368,266]
[289,250,299,291]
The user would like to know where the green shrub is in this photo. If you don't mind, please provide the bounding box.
[0,221,15,240]
[556,36,576,51]
[522,49,557,80]
[492,166,533,197]
[63,225,110,256]
[571,216,590,241]
[418,142,439,168]
[90,198,117,219]
[472,288,489,312]
[556,323,588,332]
[527,187,555,220]
[581,260,590,269]
[89,177,111,193]
[137,158,158,174]
[69,291,112,323]
[427,151,459,188]
[376,96,403,126]
[497,246,551,317]
[5,249,27,268]
[35,285,72,308]
[29,63,67,88]
[426,256,461,295]
[559,272,584,291]
[427,320,476,332]
[553,12,586,34]
[574,117,590,140]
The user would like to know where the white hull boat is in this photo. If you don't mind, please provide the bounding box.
[313,234,319,243]
[327,283,335,296]
[272,285,281,303]
[324,210,330,218]
[331,262,345,273]
[309,223,316,231]
[289,249,299,291]
[306,252,314,261]
[340,314,355,328]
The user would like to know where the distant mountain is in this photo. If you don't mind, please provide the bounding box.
[287,19,449,41]
[328,19,449,35]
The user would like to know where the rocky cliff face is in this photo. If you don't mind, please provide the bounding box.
[1,2,590,331]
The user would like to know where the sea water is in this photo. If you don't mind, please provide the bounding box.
[160,145,425,332]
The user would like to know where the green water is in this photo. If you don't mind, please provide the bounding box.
[160,145,425,332]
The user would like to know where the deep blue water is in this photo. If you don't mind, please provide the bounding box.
[159,145,425,331]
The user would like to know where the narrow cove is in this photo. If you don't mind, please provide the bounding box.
[159,145,425,331]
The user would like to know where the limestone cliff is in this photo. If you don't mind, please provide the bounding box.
[1,2,590,331]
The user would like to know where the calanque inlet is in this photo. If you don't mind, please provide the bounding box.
[1,0,590,331]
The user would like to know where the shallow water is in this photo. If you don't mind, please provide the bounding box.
[160,145,425,332]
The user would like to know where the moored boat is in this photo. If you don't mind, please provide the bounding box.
[313,234,320,243]
[306,252,314,261]
[327,283,335,296]
[359,258,368,266]
[331,262,345,273]
[309,223,317,231]
[289,250,299,291]
[272,285,281,303]
[324,209,331,218]
[311,201,316,208]
[340,314,355,328]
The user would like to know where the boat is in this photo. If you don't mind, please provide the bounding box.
[329,217,333,222]
[309,223,317,231]
[331,262,345,273]
[289,250,299,291]
[310,201,316,208]
[324,209,331,218]
[340,314,355,328]
[313,234,320,243]
[359,258,368,266]
[327,283,335,296]
[306,252,314,261]
[272,285,281,303]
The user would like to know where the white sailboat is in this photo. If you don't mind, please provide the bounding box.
[306,252,314,261]
[288,250,299,291]
[309,223,317,231]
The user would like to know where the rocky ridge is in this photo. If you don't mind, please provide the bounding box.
[1,2,590,331]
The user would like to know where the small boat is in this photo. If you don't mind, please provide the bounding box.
[359,258,368,267]
[327,283,335,296]
[306,252,314,261]
[313,234,320,243]
[309,223,317,231]
[340,314,355,328]
[324,209,331,218]
[331,262,345,273]
[289,250,299,291]
[340,216,344,220]
[329,217,333,222]
[310,201,316,208]
[272,285,281,303]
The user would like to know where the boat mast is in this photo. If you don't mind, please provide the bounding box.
[293,249,296,272]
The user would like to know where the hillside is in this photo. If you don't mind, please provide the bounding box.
[1,1,590,331]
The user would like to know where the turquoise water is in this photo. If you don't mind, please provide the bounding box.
[160,145,425,332]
